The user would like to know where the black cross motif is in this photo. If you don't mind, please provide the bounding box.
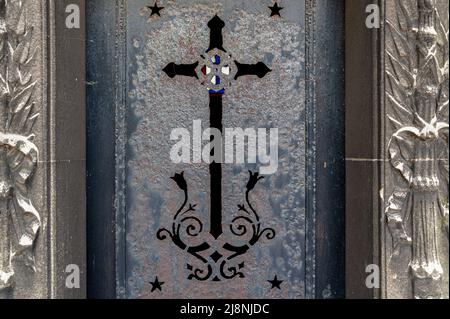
[163,15,271,240]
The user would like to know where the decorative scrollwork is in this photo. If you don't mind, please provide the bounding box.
[225,171,276,255]
[158,171,276,282]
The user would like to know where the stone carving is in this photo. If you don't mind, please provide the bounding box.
[0,0,40,291]
[385,0,449,298]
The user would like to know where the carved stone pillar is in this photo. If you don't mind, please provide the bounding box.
[383,0,448,299]
[346,0,448,299]
[0,0,86,299]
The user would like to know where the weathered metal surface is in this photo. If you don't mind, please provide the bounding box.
[313,0,345,299]
[383,0,449,299]
[87,0,345,299]
[124,0,305,299]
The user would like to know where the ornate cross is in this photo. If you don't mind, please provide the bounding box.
[163,15,271,239]
[158,15,275,282]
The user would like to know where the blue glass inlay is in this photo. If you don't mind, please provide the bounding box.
[209,88,225,94]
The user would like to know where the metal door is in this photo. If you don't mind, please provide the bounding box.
[86,0,345,299]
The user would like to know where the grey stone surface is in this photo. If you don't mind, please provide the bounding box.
[382,0,449,299]
[0,0,45,298]
[345,0,448,300]
[0,0,86,299]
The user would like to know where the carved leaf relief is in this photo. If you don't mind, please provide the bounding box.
[385,0,449,299]
[0,0,39,291]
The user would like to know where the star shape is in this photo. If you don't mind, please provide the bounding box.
[147,1,164,17]
[268,275,283,290]
[149,276,164,292]
[269,2,283,17]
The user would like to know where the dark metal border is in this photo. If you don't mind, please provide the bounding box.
[49,0,87,299]
[345,0,382,299]
[86,0,119,299]
[313,0,346,299]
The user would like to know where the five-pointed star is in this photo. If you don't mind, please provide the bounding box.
[268,275,283,290]
[269,2,283,17]
[149,276,164,292]
[147,1,164,17]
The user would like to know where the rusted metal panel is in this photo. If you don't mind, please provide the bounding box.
[87,0,345,299]
[125,0,306,299]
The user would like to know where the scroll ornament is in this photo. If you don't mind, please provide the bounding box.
[0,0,40,291]
[385,0,449,299]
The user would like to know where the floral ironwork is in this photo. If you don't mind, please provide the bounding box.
[158,171,275,282]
